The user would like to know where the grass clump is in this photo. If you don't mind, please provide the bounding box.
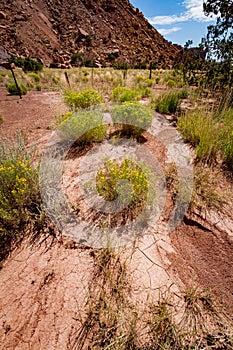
[64,89,102,110]
[192,165,226,210]
[71,248,138,350]
[154,88,188,114]
[178,109,220,163]
[6,81,27,96]
[96,158,149,207]
[155,91,180,114]
[35,84,41,91]
[58,109,107,145]
[178,107,233,168]
[147,296,181,349]
[27,72,40,82]
[111,102,153,137]
[219,108,233,171]
[111,87,140,102]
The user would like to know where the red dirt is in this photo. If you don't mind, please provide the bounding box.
[0,86,67,144]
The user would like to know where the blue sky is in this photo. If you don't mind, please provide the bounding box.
[131,0,215,46]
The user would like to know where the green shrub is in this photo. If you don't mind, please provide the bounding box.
[35,84,41,91]
[177,86,189,99]
[155,77,160,84]
[71,53,97,67]
[107,53,117,62]
[163,70,184,87]
[144,78,153,87]
[56,112,73,127]
[96,158,149,206]
[11,57,43,72]
[64,89,102,110]
[111,87,140,102]
[140,87,152,98]
[83,56,97,68]
[0,115,3,125]
[71,52,84,66]
[10,57,24,68]
[0,135,40,233]
[22,57,43,72]
[136,75,144,83]
[166,79,176,88]
[112,60,129,70]
[134,61,147,69]
[6,82,27,96]
[28,73,40,82]
[136,78,153,90]
[111,102,153,137]
[58,109,107,144]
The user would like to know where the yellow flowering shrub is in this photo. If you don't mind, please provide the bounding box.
[96,158,149,207]
[0,137,39,233]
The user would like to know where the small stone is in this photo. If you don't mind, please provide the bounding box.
[0,11,7,20]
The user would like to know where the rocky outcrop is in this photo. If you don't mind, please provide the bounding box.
[0,0,179,66]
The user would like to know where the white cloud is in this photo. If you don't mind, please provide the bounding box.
[158,27,182,35]
[148,0,214,26]
[183,0,211,22]
[149,14,188,25]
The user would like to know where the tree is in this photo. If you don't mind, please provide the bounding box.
[202,0,233,87]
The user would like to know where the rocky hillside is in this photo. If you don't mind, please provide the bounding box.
[0,0,179,67]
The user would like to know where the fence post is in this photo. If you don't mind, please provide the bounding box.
[10,65,22,99]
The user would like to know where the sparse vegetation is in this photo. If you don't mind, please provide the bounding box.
[71,247,233,349]
[6,81,27,95]
[192,165,227,210]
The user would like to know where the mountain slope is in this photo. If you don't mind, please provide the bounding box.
[0,0,179,66]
